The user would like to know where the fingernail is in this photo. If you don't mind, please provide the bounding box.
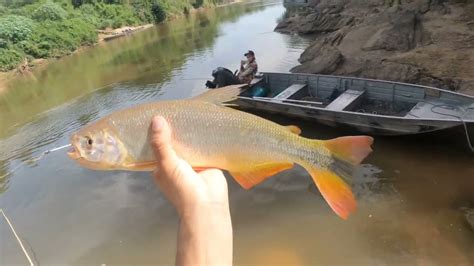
[152,116,164,131]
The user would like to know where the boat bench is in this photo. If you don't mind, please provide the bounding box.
[274,83,307,100]
[405,101,466,119]
[326,89,366,111]
[250,77,263,86]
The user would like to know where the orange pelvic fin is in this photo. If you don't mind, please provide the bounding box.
[285,125,302,135]
[192,166,214,173]
[230,162,294,190]
[308,168,356,219]
[325,136,374,164]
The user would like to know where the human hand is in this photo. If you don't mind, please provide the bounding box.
[150,116,233,266]
[150,116,230,218]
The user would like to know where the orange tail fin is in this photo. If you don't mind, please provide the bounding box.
[303,136,373,219]
[308,168,357,219]
[325,136,374,165]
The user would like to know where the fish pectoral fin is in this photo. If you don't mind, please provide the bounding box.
[229,162,294,190]
[122,161,156,171]
[285,125,302,135]
[192,84,247,105]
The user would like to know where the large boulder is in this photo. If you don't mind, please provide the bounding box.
[291,45,343,74]
[362,11,419,52]
[275,2,354,35]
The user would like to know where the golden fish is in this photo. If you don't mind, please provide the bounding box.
[68,85,373,219]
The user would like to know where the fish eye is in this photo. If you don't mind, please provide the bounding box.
[88,138,93,145]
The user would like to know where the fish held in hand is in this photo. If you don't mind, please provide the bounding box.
[68,85,374,219]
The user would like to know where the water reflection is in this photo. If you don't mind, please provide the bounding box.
[0,2,271,139]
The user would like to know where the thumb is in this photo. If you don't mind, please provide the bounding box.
[150,116,180,175]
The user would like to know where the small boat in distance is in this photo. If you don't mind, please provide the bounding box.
[237,72,474,149]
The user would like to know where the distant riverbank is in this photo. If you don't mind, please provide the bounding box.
[0,0,235,94]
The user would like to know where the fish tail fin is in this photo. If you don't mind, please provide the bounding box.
[192,84,247,105]
[301,136,373,219]
[325,136,374,165]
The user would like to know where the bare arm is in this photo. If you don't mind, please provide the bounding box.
[239,62,257,77]
[150,116,233,266]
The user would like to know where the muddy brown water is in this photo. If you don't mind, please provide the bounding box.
[1,1,473,265]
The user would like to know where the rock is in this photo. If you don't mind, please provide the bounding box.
[275,3,353,35]
[299,29,350,64]
[460,208,474,230]
[291,45,343,74]
[298,12,354,34]
[362,11,418,52]
[280,0,474,93]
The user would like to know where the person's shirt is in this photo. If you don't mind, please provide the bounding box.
[238,60,258,84]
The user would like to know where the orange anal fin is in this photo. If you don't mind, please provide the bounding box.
[192,166,213,173]
[230,162,294,190]
[309,168,356,219]
[285,125,302,135]
[122,161,156,171]
[325,136,374,165]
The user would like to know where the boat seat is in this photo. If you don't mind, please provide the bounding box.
[326,89,366,111]
[405,101,466,119]
[274,83,307,100]
[250,77,263,86]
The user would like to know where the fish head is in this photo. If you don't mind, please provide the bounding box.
[68,128,127,170]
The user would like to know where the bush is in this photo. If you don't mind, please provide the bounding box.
[28,18,96,57]
[32,1,68,21]
[0,38,8,48]
[0,15,35,43]
[193,0,204,8]
[151,3,166,23]
[0,48,23,71]
[0,5,7,15]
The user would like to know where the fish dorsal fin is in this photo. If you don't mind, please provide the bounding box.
[192,84,247,105]
[286,125,301,135]
[229,162,294,189]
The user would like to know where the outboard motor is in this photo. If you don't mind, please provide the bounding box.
[206,67,241,89]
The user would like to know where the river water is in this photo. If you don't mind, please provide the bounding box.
[1,1,473,265]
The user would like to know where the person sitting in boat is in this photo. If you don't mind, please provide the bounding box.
[205,50,258,88]
[237,50,258,84]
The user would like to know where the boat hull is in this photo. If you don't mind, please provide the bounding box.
[236,97,470,136]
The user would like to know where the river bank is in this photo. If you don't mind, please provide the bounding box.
[0,0,236,94]
[276,0,474,95]
[0,23,154,94]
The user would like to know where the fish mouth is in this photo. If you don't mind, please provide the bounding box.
[67,142,81,160]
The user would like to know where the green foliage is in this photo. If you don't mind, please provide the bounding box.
[0,0,229,71]
[193,0,204,8]
[0,0,35,8]
[32,1,67,21]
[77,2,139,29]
[0,15,35,43]
[130,0,155,23]
[0,5,7,15]
[151,2,166,23]
[28,18,97,57]
[0,38,7,48]
[0,48,23,71]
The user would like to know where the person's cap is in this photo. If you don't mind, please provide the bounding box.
[244,50,255,57]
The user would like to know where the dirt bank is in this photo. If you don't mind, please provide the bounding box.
[276,0,474,95]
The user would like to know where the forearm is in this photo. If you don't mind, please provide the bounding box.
[176,204,233,266]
